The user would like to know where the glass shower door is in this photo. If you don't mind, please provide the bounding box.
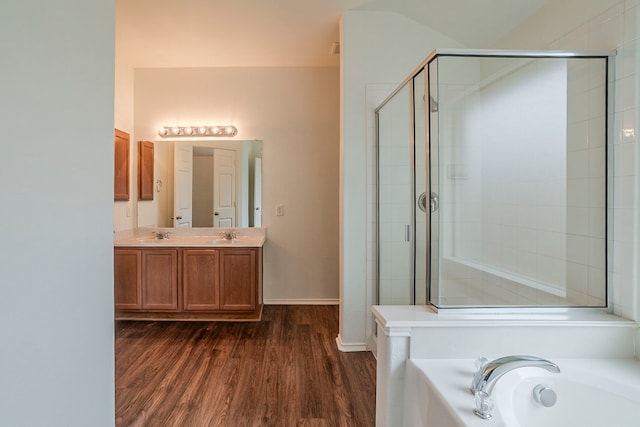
[377,84,413,305]
[414,69,428,305]
[427,53,609,308]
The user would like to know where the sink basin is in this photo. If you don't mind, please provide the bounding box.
[135,237,158,242]
[207,238,239,244]
[135,236,172,243]
[206,239,227,244]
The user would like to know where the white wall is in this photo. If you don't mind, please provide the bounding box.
[340,11,463,349]
[0,1,115,425]
[133,67,340,303]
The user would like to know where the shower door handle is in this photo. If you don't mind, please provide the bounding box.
[417,192,428,213]
[430,192,439,213]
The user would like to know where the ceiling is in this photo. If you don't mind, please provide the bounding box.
[116,0,553,68]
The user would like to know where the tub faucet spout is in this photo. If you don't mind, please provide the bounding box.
[470,355,560,396]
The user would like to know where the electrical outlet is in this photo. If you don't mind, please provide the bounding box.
[276,204,284,216]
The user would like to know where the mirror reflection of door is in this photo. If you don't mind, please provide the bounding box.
[213,148,236,227]
[192,147,237,227]
[174,144,193,227]
[253,158,262,227]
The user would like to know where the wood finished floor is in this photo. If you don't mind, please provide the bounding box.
[115,305,377,427]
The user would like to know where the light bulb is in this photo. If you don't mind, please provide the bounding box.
[158,127,169,136]
[198,126,207,135]
[171,127,181,135]
[225,126,236,135]
[184,127,194,135]
[212,126,221,135]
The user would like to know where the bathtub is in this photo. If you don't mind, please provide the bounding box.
[405,358,640,426]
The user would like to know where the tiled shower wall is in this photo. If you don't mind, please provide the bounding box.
[547,0,639,318]
[438,58,575,306]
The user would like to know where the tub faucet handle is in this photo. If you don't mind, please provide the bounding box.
[471,356,489,391]
[474,391,494,420]
[475,356,489,372]
[533,384,557,407]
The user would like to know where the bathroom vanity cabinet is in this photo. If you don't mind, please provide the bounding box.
[114,246,262,321]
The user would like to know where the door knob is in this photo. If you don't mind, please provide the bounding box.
[214,212,219,216]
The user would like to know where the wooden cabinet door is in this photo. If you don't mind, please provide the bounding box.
[141,249,178,310]
[219,249,256,311]
[138,141,154,201]
[114,129,130,201]
[114,249,141,310]
[183,249,219,311]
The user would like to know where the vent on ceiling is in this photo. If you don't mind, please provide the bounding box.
[330,42,340,55]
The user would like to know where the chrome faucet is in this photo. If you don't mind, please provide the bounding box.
[221,230,237,240]
[471,355,560,395]
[153,231,170,239]
[470,355,560,419]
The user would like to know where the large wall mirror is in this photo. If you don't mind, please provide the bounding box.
[137,140,262,228]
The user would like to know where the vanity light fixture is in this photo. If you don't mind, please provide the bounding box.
[157,125,238,138]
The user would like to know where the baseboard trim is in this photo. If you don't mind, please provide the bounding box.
[368,334,378,359]
[336,334,370,352]
[264,299,339,305]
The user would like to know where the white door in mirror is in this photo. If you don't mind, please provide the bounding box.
[213,148,236,228]
[254,158,262,226]
[174,144,193,227]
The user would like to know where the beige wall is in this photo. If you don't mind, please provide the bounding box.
[132,67,340,303]
[114,57,136,232]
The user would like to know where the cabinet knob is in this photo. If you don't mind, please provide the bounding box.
[214,212,220,216]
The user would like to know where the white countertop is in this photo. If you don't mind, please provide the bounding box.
[114,227,266,248]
